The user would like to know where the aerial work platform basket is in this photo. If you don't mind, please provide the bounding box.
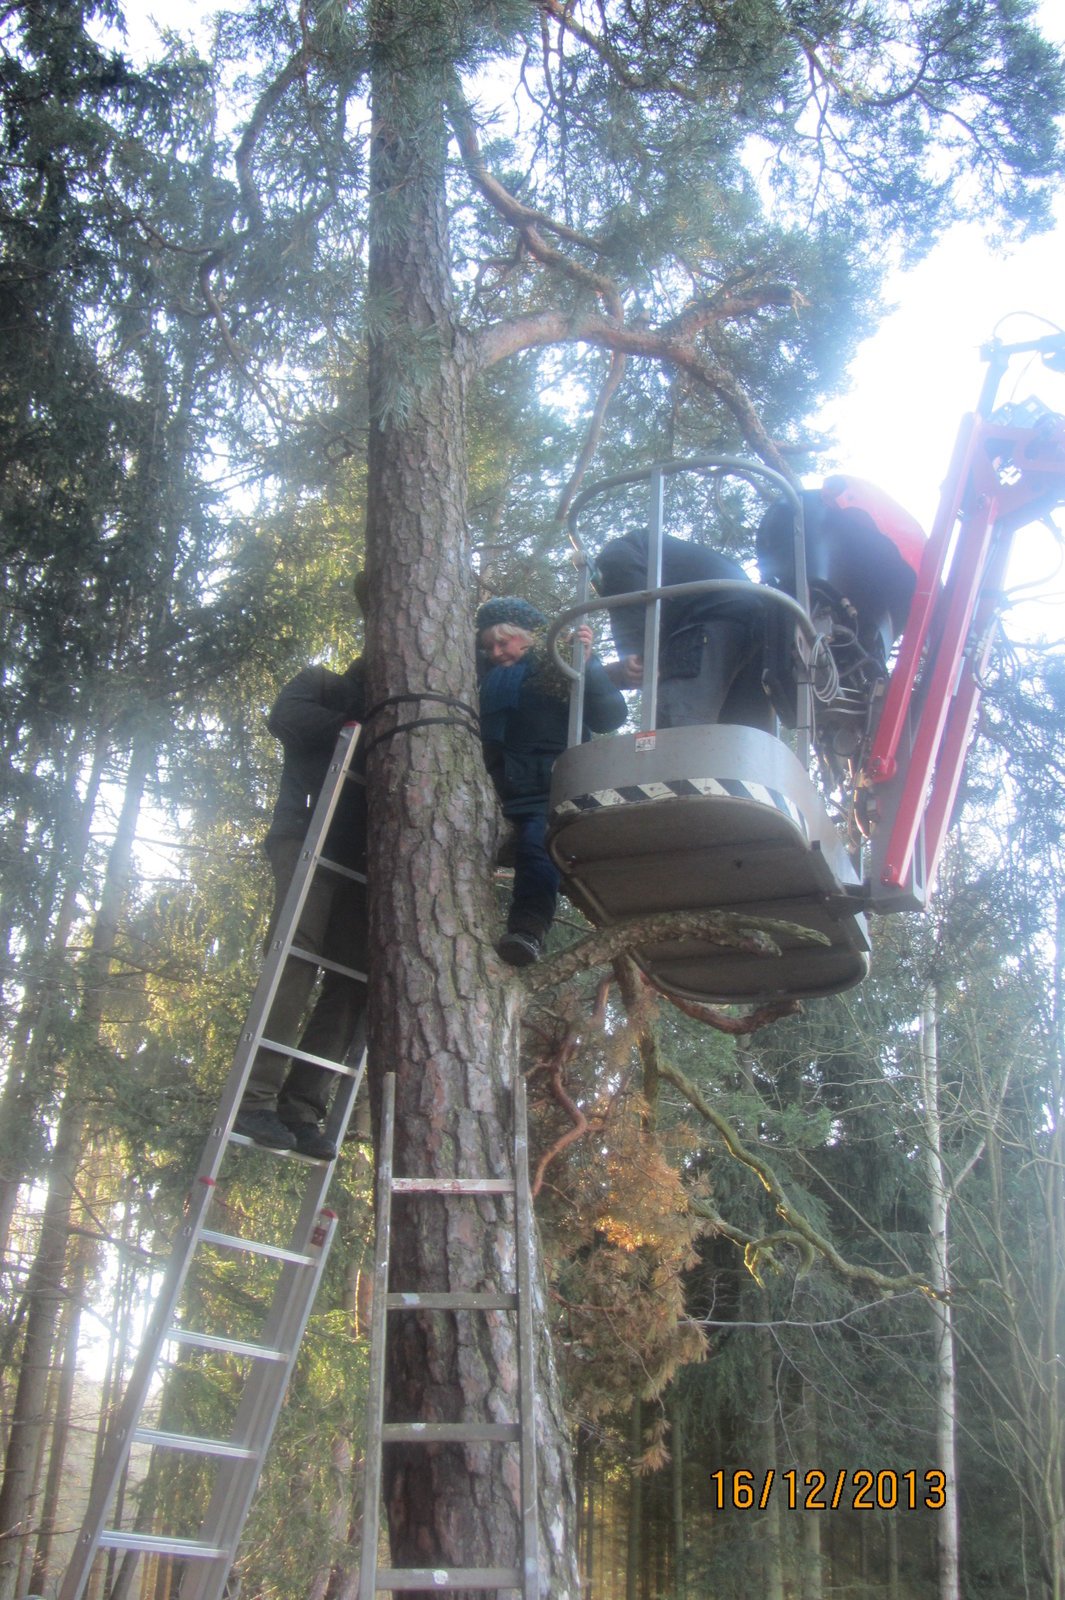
[545,454,870,1003]
[544,336,1065,1003]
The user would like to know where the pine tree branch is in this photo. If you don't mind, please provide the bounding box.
[606,956,929,1293]
[658,285,801,343]
[659,990,804,1035]
[446,80,624,322]
[554,347,627,524]
[659,1057,930,1295]
[471,308,795,475]
[529,979,611,1196]
[536,0,700,102]
[525,908,820,993]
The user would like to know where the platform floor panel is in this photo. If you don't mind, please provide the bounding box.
[548,724,870,1002]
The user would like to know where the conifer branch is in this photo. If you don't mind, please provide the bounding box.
[608,958,928,1293]
[658,285,802,343]
[528,979,611,1196]
[536,0,700,101]
[658,1057,930,1295]
[659,990,804,1035]
[446,80,624,322]
[554,348,627,524]
[472,309,795,475]
[525,909,821,993]
[198,253,289,423]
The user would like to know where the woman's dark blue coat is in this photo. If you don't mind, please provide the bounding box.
[479,648,626,818]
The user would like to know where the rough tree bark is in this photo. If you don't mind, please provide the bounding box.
[362,3,578,1591]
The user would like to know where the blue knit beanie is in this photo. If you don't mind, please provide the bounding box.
[475,596,546,634]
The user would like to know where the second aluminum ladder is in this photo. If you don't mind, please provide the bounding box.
[359,1070,540,1595]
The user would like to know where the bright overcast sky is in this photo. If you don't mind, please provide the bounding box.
[820,0,1065,539]
[818,217,1065,532]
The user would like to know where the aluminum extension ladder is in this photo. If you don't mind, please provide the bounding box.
[359,1070,540,1596]
[60,724,369,1600]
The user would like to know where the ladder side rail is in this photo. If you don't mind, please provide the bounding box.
[359,1072,398,1599]
[58,1178,219,1600]
[195,723,365,1186]
[638,467,666,733]
[322,1019,369,1148]
[512,1075,539,1600]
[178,1208,342,1600]
[179,1033,367,1600]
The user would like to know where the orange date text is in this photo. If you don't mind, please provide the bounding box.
[709,1468,947,1512]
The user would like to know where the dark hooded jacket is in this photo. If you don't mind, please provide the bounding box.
[596,529,759,678]
[264,660,367,864]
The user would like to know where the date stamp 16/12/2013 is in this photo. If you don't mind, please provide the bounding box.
[710,1469,947,1513]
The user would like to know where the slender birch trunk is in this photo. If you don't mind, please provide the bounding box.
[918,991,961,1600]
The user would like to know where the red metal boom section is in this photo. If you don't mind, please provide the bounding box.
[864,352,1065,902]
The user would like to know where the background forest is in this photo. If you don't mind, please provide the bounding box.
[1,1,1064,1597]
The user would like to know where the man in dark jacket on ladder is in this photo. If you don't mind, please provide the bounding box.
[476,596,627,966]
[595,528,774,731]
[233,654,368,1158]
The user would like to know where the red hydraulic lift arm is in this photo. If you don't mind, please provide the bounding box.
[863,333,1065,906]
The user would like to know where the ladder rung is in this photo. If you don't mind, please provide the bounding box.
[199,1230,314,1266]
[164,1329,287,1361]
[227,1132,335,1163]
[391,1178,515,1195]
[255,1038,364,1076]
[286,947,368,982]
[132,1427,258,1460]
[380,1423,520,1443]
[318,855,367,884]
[98,1531,227,1560]
[385,1292,517,1311]
[375,1568,521,1590]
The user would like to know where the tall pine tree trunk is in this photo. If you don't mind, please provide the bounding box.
[363,4,577,1589]
[625,1398,643,1600]
[29,1245,87,1593]
[796,1378,822,1600]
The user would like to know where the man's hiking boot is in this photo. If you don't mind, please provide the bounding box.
[233,1107,298,1151]
[279,1115,337,1161]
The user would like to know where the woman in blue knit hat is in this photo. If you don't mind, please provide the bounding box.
[476,597,627,965]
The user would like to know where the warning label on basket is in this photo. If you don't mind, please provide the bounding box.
[635,731,657,753]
